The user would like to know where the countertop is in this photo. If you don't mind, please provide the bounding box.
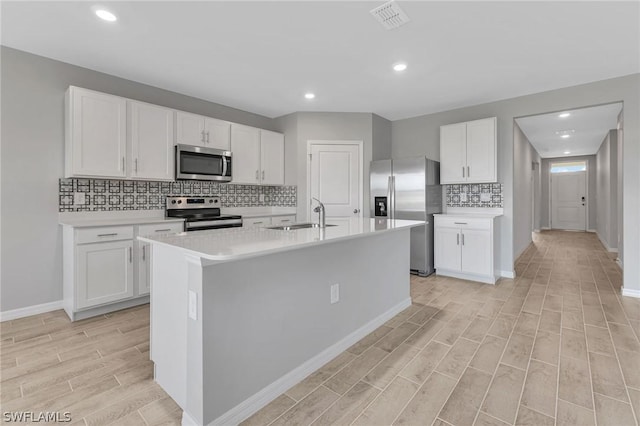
[139,218,423,262]
[59,216,185,227]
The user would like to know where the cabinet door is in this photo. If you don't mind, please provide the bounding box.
[271,215,296,225]
[129,101,174,181]
[466,117,497,183]
[439,122,467,184]
[243,217,272,228]
[434,227,461,271]
[260,130,285,185]
[138,241,150,296]
[461,229,492,276]
[231,124,261,184]
[68,87,126,178]
[204,117,231,150]
[76,240,134,309]
[176,111,205,146]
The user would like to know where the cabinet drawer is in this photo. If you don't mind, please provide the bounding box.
[76,226,134,244]
[138,222,184,236]
[271,215,296,225]
[435,217,492,230]
[243,217,272,228]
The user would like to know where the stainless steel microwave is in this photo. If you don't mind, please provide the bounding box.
[175,144,232,182]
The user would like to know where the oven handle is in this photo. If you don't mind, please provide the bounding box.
[222,156,228,177]
[186,219,243,229]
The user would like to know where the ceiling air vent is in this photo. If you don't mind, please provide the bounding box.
[370,0,410,30]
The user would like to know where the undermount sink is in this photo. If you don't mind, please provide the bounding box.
[267,223,338,231]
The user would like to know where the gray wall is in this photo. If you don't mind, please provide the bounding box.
[0,47,277,312]
[540,155,597,230]
[596,130,618,250]
[372,114,392,161]
[275,112,374,221]
[392,73,639,289]
[617,111,624,262]
[513,123,541,260]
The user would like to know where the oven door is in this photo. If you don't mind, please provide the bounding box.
[176,144,232,182]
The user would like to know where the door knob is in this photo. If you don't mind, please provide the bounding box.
[353,209,360,214]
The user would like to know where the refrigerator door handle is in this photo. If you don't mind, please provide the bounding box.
[390,176,396,220]
[387,176,393,219]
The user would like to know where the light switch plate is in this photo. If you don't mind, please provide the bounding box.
[188,290,198,320]
[480,193,491,202]
[330,284,340,304]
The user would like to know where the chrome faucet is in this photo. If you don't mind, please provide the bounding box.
[312,197,326,228]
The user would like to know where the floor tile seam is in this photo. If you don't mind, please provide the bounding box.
[432,417,455,426]
[82,384,163,426]
[477,409,516,426]
[519,401,555,420]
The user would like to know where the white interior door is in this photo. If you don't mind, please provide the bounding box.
[551,171,586,230]
[309,142,362,219]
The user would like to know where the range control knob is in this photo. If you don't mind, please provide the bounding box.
[171,200,176,204]
[177,200,182,204]
[209,199,214,203]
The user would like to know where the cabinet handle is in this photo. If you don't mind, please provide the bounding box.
[201,130,206,143]
[467,166,470,177]
[280,219,291,222]
[97,233,118,237]
[206,131,210,144]
[262,170,265,180]
[462,233,465,245]
[462,166,465,178]
[454,222,467,225]
[122,157,125,172]
[457,233,460,245]
[155,229,171,232]
[255,170,259,180]
[254,221,263,225]
[142,245,146,261]
[134,158,138,173]
[129,247,132,263]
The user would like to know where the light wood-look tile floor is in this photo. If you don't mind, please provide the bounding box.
[2,230,639,425]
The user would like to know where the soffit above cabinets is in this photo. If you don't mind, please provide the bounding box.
[2,2,638,120]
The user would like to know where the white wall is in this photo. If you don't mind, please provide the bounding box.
[540,155,597,230]
[513,123,541,260]
[0,47,277,312]
[392,73,639,292]
[617,111,624,263]
[596,130,618,251]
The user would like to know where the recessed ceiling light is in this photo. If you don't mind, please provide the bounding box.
[304,93,315,100]
[95,9,117,22]
[564,151,571,154]
[393,63,407,72]
[561,134,570,139]
[558,112,571,118]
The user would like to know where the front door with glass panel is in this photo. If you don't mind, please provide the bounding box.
[550,161,587,231]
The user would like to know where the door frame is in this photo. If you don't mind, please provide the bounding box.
[549,160,589,231]
[306,140,364,222]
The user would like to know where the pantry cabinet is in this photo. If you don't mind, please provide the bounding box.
[231,125,285,186]
[440,117,497,184]
[176,111,231,150]
[129,100,174,181]
[65,86,127,178]
[434,215,498,284]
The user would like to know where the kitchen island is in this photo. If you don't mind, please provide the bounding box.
[139,218,423,426]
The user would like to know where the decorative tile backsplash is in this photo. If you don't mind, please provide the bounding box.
[446,183,503,208]
[59,179,297,212]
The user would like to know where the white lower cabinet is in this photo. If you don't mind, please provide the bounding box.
[434,215,498,284]
[63,221,184,320]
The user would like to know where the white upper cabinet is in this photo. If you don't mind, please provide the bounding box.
[176,111,231,150]
[440,117,496,184]
[260,130,285,185]
[231,124,261,184]
[231,125,285,185]
[66,87,127,178]
[129,101,174,181]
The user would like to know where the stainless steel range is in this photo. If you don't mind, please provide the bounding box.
[166,196,242,231]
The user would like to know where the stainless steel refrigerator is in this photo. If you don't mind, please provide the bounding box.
[370,157,442,276]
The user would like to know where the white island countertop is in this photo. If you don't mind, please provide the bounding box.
[139,218,423,262]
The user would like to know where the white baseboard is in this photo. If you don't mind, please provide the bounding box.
[616,258,623,269]
[587,229,597,233]
[182,412,198,426]
[541,227,551,230]
[622,287,640,299]
[596,231,618,253]
[0,300,64,322]
[500,270,516,279]
[206,298,413,426]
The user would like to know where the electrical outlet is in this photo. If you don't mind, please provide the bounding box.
[460,193,468,202]
[330,283,340,304]
[74,192,86,205]
[188,290,198,320]
[480,193,491,202]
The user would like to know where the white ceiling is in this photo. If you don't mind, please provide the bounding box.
[515,103,622,159]
[1,1,638,120]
